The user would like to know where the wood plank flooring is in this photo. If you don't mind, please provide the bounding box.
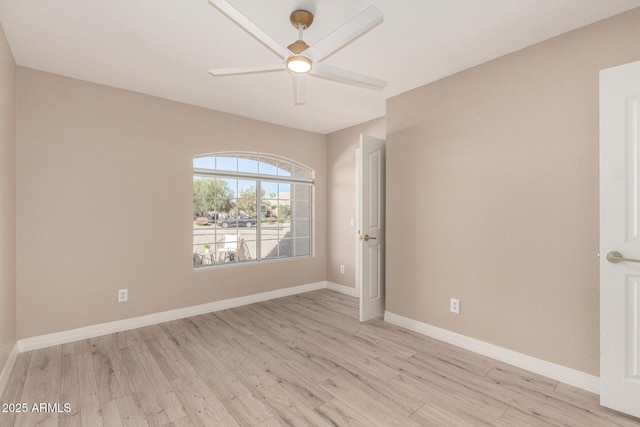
[1,289,639,426]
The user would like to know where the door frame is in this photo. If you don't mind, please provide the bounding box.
[355,147,362,296]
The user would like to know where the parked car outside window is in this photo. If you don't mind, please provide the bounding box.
[217,215,257,228]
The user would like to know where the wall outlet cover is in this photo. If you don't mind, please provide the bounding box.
[450,298,460,314]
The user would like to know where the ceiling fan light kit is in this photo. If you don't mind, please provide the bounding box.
[208,0,387,105]
[286,55,312,73]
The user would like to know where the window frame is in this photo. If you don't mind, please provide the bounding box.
[193,153,314,269]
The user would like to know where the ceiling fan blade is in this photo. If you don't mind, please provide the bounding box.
[208,0,291,59]
[209,63,285,76]
[311,62,387,90]
[291,73,307,105]
[304,6,383,62]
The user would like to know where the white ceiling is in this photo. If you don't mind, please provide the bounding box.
[1,0,639,134]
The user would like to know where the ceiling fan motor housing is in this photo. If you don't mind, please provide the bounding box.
[290,10,313,29]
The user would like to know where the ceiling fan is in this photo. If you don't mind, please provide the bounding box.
[208,0,388,105]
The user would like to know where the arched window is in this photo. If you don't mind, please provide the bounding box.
[193,153,313,268]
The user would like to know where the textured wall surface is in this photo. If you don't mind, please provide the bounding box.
[16,68,326,339]
[386,8,640,376]
[0,22,16,373]
[326,117,385,289]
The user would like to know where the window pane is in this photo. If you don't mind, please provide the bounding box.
[295,238,311,256]
[294,183,311,201]
[239,239,256,262]
[263,238,293,259]
[261,181,277,222]
[293,165,311,179]
[216,156,238,172]
[293,199,310,219]
[261,180,294,261]
[277,160,293,177]
[262,181,278,196]
[209,178,234,215]
[258,157,278,175]
[237,180,257,216]
[193,176,219,268]
[193,177,210,218]
[261,237,280,259]
[238,156,258,174]
[279,183,291,198]
[276,202,290,222]
[293,219,310,238]
[194,156,215,170]
[277,239,294,258]
[215,230,239,263]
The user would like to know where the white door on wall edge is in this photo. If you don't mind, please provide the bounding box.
[357,134,385,322]
[600,59,640,418]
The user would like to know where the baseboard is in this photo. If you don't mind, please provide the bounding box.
[0,343,19,399]
[18,281,327,352]
[326,281,358,297]
[384,311,600,395]
[10,289,600,396]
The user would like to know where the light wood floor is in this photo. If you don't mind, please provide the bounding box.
[1,290,639,427]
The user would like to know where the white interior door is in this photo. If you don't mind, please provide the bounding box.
[600,59,640,418]
[357,135,385,321]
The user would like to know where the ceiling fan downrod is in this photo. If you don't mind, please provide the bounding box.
[287,10,313,54]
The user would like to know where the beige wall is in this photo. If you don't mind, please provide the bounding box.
[326,118,385,288]
[0,23,16,371]
[16,68,326,339]
[386,8,640,376]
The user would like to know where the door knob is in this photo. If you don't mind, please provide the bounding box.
[606,251,640,264]
[363,234,377,242]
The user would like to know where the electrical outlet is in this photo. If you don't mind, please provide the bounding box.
[450,298,460,314]
[118,289,128,303]
[340,264,345,274]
